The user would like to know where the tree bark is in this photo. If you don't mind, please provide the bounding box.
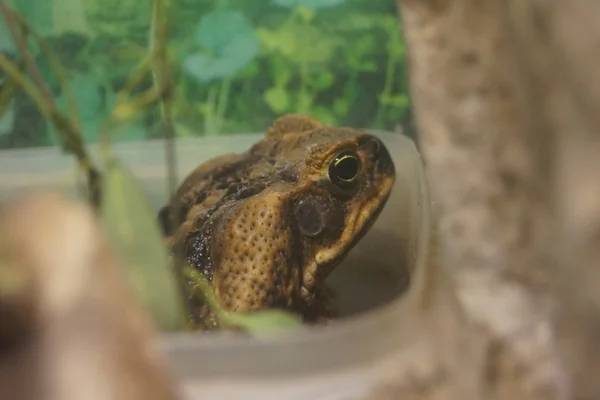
[369,0,600,399]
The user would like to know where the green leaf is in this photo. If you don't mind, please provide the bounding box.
[52,0,94,37]
[183,264,302,335]
[333,98,350,116]
[344,35,378,72]
[271,57,293,86]
[235,59,260,80]
[258,22,340,64]
[83,0,151,37]
[183,11,258,83]
[263,86,290,113]
[272,0,347,11]
[256,27,297,59]
[309,71,335,91]
[101,161,186,331]
[311,106,337,126]
[223,310,303,335]
[380,93,410,109]
[295,5,315,23]
[297,90,314,113]
[333,13,380,32]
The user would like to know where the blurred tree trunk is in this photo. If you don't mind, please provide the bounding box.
[370,0,600,399]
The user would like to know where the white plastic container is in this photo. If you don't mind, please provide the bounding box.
[0,130,432,400]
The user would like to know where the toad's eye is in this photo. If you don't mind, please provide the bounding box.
[328,151,361,187]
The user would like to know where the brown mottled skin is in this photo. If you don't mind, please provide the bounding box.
[158,114,396,331]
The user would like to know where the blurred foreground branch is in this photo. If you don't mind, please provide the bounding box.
[0,193,179,400]
[368,0,600,399]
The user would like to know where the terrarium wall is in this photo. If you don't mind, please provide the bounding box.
[0,0,414,149]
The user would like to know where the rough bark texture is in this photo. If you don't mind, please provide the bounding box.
[368,0,600,399]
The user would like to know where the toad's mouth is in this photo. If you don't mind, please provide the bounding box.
[300,173,396,302]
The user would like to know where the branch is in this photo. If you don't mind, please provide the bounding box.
[0,0,54,106]
[12,12,81,130]
[150,0,178,232]
[0,1,101,207]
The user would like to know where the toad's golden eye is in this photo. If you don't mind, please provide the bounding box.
[328,151,361,187]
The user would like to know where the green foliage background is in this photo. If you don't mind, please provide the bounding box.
[0,0,412,149]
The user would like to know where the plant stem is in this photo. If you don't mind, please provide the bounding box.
[374,37,398,128]
[182,265,224,329]
[0,0,102,207]
[13,12,81,131]
[215,77,231,133]
[0,53,102,206]
[204,87,217,135]
[0,1,53,105]
[299,60,311,114]
[150,0,179,231]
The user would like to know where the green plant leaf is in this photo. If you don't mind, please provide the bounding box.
[223,310,303,335]
[272,0,347,11]
[309,71,335,91]
[311,105,336,126]
[344,35,378,72]
[256,27,297,59]
[100,160,186,331]
[333,98,350,116]
[333,13,380,32]
[52,0,95,37]
[270,56,293,86]
[83,0,151,37]
[297,90,314,113]
[258,23,340,64]
[182,11,258,83]
[263,86,290,113]
[295,5,315,23]
[380,93,410,109]
[183,264,302,335]
[235,59,260,80]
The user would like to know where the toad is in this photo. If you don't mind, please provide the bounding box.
[159,114,396,330]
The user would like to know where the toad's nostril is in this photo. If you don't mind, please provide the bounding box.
[365,137,386,165]
[373,138,383,153]
[370,137,382,154]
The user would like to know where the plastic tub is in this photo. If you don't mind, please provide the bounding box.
[0,130,432,399]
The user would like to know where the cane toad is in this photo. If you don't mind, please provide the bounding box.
[159,114,396,330]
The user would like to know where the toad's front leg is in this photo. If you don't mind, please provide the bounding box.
[301,285,338,325]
